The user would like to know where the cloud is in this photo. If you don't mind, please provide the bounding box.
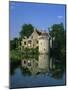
[57,15,63,19]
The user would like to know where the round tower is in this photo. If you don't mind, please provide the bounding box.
[38,33,49,54]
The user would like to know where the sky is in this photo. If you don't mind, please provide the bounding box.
[9,1,66,39]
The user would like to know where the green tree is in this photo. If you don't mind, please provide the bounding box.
[49,23,66,59]
[10,37,18,50]
[19,24,34,38]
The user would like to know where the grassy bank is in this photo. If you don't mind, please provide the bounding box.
[10,49,21,62]
[10,48,39,62]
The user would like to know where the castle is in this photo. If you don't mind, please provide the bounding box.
[21,29,49,54]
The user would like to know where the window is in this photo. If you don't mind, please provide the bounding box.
[24,41,26,45]
[28,60,31,66]
[28,40,31,44]
[37,40,38,44]
[44,48,45,51]
[28,62,31,66]
[24,60,26,64]
[33,44,34,47]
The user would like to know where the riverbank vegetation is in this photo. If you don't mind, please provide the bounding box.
[10,47,39,62]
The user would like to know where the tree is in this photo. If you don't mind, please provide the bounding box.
[19,24,34,38]
[10,38,18,50]
[49,23,66,60]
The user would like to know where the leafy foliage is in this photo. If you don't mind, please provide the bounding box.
[49,23,66,61]
[19,24,34,38]
[10,38,18,50]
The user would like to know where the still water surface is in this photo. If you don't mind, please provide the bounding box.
[10,54,66,88]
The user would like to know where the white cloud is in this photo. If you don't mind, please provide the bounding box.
[57,15,63,19]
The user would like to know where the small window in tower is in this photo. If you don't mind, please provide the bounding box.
[37,40,38,44]
[33,44,34,47]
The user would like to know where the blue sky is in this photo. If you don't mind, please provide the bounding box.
[9,1,66,39]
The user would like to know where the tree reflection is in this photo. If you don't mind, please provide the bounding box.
[50,68,64,79]
[10,60,21,75]
[20,66,32,76]
[10,53,65,80]
[49,56,65,79]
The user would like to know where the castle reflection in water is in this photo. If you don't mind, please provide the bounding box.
[21,54,56,75]
[10,54,65,89]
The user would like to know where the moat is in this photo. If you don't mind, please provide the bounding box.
[10,54,66,88]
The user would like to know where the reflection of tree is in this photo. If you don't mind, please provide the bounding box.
[21,54,38,61]
[20,66,32,76]
[50,57,65,79]
[10,61,21,75]
[50,68,64,79]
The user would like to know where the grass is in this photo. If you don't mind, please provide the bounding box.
[10,48,39,62]
[10,49,21,61]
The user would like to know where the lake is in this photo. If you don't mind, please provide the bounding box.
[10,54,66,89]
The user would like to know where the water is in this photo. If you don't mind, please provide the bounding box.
[10,54,66,89]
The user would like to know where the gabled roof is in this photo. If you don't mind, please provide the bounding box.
[23,29,49,39]
[36,30,42,35]
[36,30,49,36]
